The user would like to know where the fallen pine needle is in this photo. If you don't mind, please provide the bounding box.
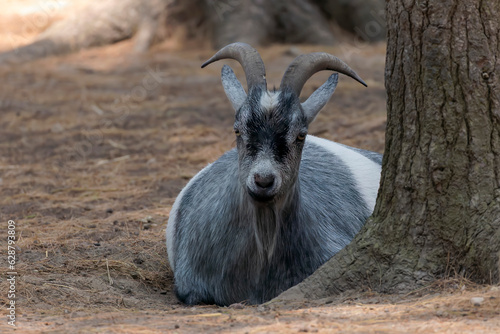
[193,313,223,317]
[106,258,114,286]
[43,283,76,290]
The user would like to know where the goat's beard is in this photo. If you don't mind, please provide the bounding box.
[239,180,300,263]
[248,203,280,263]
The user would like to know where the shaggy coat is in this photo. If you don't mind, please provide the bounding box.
[166,43,382,306]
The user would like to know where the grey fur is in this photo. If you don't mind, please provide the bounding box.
[166,46,381,306]
[301,73,338,124]
[221,65,247,110]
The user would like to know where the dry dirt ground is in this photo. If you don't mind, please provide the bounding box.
[1,2,500,333]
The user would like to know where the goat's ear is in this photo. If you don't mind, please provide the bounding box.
[221,65,247,111]
[301,73,338,124]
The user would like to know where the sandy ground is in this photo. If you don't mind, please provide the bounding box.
[1,2,499,333]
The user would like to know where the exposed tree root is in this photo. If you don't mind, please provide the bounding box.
[0,0,168,64]
[0,0,387,65]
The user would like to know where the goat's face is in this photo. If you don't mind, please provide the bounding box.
[201,43,366,203]
[234,89,307,203]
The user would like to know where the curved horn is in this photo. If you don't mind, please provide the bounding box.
[280,53,367,96]
[201,42,267,90]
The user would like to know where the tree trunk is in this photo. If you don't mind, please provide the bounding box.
[314,0,386,42]
[276,0,500,301]
[179,0,338,48]
[207,0,388,47]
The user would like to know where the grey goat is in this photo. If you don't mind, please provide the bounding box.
[166,43,382,306]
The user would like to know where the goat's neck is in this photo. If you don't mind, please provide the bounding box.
[244,182,301,261]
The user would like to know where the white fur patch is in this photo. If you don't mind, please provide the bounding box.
[166,163,213,270]
[260,91,281,112]
[306,135,381,211]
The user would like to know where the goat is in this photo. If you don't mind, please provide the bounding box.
[166,43,382,306]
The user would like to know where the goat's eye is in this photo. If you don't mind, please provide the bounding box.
[234,129,241,136]
[297,133,307,141]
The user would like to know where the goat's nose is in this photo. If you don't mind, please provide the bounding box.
[254,174,275,189]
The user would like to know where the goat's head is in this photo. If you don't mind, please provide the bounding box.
[202,43,366,204]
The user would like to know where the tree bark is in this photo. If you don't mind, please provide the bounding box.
[276,0,500,302]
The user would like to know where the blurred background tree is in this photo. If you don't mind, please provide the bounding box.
[0,0,385,64]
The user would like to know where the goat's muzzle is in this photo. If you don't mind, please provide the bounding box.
[247,172,279,203]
